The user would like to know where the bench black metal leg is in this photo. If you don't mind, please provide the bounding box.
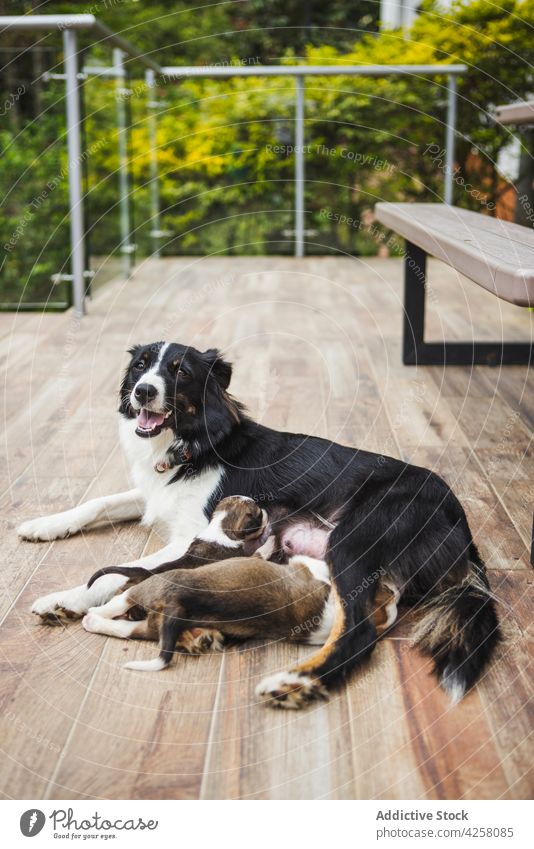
[403,240,534,367]
[403,242,427,365]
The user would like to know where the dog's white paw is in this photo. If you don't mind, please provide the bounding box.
[256,534,276,560]
[82,613,101,633]
[255,671,328,709]
[31,585,89,623]
[18,516,75,542]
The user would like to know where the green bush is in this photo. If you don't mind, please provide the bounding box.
[1,1,533,304]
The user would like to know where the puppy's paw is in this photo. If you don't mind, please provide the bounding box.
[83,612,107,633]
[256,534,276,560]
[18,517,74,542]
[255,670,328,709]
[176,628,226,654]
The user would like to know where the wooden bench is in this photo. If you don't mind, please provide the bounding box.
[495,99,534,126]
[374,202,534,367]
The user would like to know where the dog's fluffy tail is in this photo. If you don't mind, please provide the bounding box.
[412,558,501,703]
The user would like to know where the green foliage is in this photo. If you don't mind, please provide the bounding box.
[1,1,533,304]
[0,77,71,307]
[124,0,534,257]
[412,0,534,201]
[222,0,379,60]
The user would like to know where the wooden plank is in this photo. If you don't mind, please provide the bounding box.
[478,571,534,800]
[0,477,92,624]
[446,395,532,452]
[441,397,532,559]
[490,480,534,553]
[47,637,223,800]
[346,640,427,799]
[0,585,106,800]
[394,641,510,800]
[200,641,355,800]
[0,458,149,798]
[496,100,534,126]
[403,446,529,570]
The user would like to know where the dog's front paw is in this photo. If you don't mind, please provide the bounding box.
[18,516,73,542]
[255,671,328,709]
[82,613,102,633]
[176,628,226,654]
[31,586,88,623]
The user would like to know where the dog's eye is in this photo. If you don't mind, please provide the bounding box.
[171,361,189,378]
[134,360,145,370]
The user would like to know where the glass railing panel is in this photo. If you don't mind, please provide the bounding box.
[83,46,131,294]
[130,74,297,257]
[0,44,71,310]
[304,72,444,256]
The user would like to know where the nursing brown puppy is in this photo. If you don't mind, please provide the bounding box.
[86,494,270,591]
[83,549,334,676]
[82,494,400,699]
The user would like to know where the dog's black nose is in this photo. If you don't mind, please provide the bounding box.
[134,383,158,404]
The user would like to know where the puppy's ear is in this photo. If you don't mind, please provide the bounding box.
[202,348,233,389]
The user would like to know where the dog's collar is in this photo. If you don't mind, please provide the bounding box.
[154,443,192,473]
[154,461,171,473]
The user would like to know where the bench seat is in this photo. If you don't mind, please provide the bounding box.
[375,202,534,308]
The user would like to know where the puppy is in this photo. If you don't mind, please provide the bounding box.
[82,495,399,679]
[83,546,334,672]
[87,503,333,588]
[83,494,274,653]
[83,563,398,683]
[86,495,270,589]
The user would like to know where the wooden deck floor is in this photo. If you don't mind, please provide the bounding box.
[1,255,533,800]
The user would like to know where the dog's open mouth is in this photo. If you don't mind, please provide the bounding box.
[135,408,172,438]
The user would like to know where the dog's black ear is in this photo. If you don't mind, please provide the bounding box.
[202,348,233,389]
[119,347,141,416]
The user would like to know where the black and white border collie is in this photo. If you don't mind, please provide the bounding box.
[21,341,501,708]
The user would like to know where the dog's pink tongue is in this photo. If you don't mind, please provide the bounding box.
[138,409,165,428]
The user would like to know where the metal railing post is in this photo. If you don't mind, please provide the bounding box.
[295,75,305,257]
[63,28,86,316]
[444,74,457,205]
[114,48,134,276]
[146,69,161,258]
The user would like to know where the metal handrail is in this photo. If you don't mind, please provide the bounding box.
[0,15,161,72]
[0,14,467,316]
[161,64,467,77]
